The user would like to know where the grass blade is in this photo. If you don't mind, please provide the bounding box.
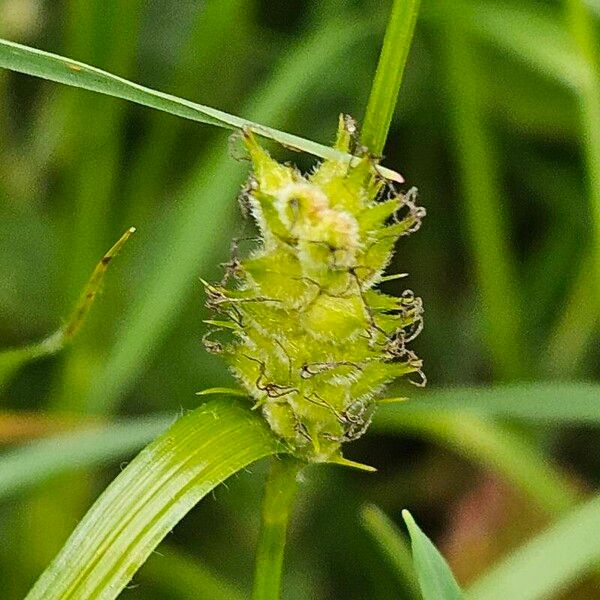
[0,413,169,501]
[402,509,464,600]
[0,227,135,390]
[361,0,421,155]
[361,505,420,599]
[380,382,600,423]
[62,227,136,339]
[25,398,280,599]
[0,37,400,182]
[466,493,600,600]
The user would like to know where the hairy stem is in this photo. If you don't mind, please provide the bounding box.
[252,457,302,600]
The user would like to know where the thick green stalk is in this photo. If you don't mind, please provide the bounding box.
[565,0,600,307]
[252,457,302,600]
[361,0,421,156]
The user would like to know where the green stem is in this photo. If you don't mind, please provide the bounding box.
[252,457,302,600]
[361,0,421,156]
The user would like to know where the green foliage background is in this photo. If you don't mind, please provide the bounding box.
[0,0,599,598]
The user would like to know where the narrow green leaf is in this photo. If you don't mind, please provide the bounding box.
[467,493,600,600]
[0,414,169,501]
[0,38,401,182]
[380,382,600,423]
[402,509,464,600]
[25,399,281,600]
[361,505,420,599]
[361,0,421,155]
[63,227,136,339]
[0,227,135,390]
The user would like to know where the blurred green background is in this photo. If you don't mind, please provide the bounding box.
[1,0,599,598]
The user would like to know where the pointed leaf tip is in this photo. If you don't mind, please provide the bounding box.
[402,509,464,600]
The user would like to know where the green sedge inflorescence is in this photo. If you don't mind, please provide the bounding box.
[203,116,425,466]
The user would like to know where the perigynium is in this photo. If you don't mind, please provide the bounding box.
[203,116,425,466]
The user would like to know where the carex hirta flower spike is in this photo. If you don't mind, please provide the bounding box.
[203,116,425,468]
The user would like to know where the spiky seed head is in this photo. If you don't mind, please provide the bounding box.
[203,116,425,465]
